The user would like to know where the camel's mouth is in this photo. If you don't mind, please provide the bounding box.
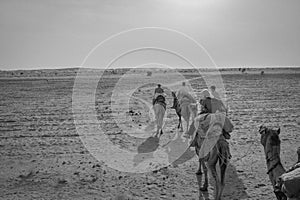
[259,125,267,135]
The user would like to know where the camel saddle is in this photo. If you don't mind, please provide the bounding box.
[153,95,166,110]
[190,113,234,147]
[279,166,300,198]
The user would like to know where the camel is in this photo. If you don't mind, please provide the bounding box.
[171,91,197,133]
[152,95,166,138]
[259,125,300,200]
[171,91,182,129]
[187,113,233,200]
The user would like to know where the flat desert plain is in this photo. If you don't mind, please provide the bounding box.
[0,68,299,200]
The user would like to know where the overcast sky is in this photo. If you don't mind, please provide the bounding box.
[0,0,300,70]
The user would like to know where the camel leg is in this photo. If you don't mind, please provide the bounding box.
[160,129,163,137]
[196,159,203,175]
[207,150,220,200]
[154,120,160,138]
[155,127,164,138]
[155,117,160,137]
[185,107,190,133]
[219,159,227,199]
[178,116,182,129]
[182,114,190,136]
[154,129,159,138]
[209,164,220,200]
[180,116,183,132]
[154,104,165,138]
[179,116,182,130]
[200,161,209,191]
[180,105,189,133]
[186,119,189,133]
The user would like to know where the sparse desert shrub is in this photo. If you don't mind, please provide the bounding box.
[147,71,152,76]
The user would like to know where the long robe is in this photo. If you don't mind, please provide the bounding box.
[188,113,234,158]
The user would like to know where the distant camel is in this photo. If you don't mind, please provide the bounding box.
[171,91,182,129]
[259,125,300,200]
[153,95,166,138]
[187,113,233,200]
[171,91,197,133]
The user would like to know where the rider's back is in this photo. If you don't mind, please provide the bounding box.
[153,87,166,109]
[200,97,226,114]
[176,87,196,104]
[155,87,164,94]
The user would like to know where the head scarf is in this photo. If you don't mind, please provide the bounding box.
[199,89,211,99]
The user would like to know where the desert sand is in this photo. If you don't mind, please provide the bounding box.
[0,67,299,200]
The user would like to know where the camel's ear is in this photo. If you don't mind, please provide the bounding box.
[277,128,280,135]
[259,125,264,134]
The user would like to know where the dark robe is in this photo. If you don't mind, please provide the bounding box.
[199,97,226,114]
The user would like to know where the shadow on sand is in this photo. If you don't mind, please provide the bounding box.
[137,136,159,153]
[196,162,249,200]
[133,136,160,166]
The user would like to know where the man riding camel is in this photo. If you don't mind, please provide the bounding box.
[154,84,164,95]
[190,89,232,155]
[199,89,226,114]
[152,84,166,109]
[176,82,197,134]
[176,82,196,105]
[151,84,167,138]
[152,84,166,110]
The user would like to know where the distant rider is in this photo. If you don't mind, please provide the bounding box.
[153,84,166,109]
[176,82,196,105]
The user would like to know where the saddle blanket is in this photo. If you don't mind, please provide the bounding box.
[280,167,300,198]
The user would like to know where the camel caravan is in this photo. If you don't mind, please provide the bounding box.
[150,82,300,200]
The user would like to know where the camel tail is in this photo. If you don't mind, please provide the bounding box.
[218,139,230,166]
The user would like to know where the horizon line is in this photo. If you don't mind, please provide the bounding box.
[1,65,300,71]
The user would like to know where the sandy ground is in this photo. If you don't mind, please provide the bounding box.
[0,68,299,200]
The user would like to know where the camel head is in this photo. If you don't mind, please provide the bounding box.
[259,125,281,149]
[259,125,289,199]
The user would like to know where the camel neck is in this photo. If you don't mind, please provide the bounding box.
[265,147,285,175]
[265,149,285,188]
